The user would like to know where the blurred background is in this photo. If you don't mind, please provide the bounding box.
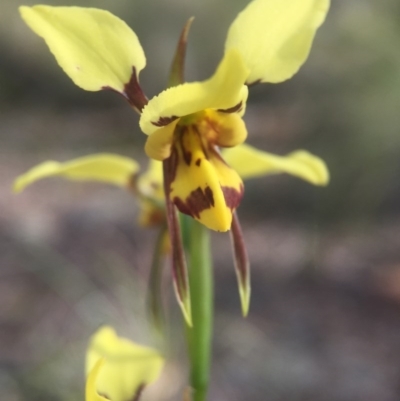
[2,0,400,400]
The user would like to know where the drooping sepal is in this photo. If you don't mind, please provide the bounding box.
[86,326,164,401]
[163,158,192,326]
[20,6,147,110]
[223,144,329,186]
[168,17,194,88]
[230,212,251,316]
[13,154,140,193]
[225,0,330,85]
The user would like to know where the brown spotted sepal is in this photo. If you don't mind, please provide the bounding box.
[230,212,251,316]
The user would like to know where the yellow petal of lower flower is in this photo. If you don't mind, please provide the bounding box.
[86,360,109,401]
[140,49,249,136]
[20,6,146,93]
[86,326,164,401]
[170,127,243,232]
[14,154,139,193]
[223,144,329,186]
[225,0,330,84]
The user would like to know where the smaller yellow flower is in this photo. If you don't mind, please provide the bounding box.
[86,326,164,401]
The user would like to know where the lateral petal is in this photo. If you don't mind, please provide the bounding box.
[144,119,179,161]
[14,154,139,193]
[223,144,329,186]
[86,326,164,401]
[20,6,146,93]
[140,49,249,136]
[225,0,330,84]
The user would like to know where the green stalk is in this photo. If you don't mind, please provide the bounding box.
[186,218,213,401]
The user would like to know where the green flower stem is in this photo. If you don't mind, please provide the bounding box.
[186,218,213,401]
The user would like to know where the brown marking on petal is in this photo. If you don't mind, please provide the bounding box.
[126,172,140,194]
[102,67,148,113]
[163,146,179,195]
[173,185,215,219]
[141,206,166,227]
[192,124,210,159]
[221,184,244,211]
[204,186,214,206]
[178,128,192,165]
[132,384,146,401]
[247,79,262,86]
[218,101,243,114]
[124,67,148,112]
[195,158,201,166]
[151,116,179,127]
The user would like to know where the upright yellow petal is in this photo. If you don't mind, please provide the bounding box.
[140,49,249,136]
[223,144,329,186]
[13,154,139,193]
[86,326,164,401]
[20,6,146,93]
[225,0,330,84]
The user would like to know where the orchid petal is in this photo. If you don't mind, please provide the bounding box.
[225,0,330,84]
[223,144,329,186]
[169,127,243,232]
[14,154,139,193]
[145,120,179,161]
[86,360,109,401]
[86,326,164,401]
[140,49,249,136]
[20,6,146,95]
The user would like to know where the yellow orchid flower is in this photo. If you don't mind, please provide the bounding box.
[86,326,164,401]
[19,0,330,322]
[19,0,329,232]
